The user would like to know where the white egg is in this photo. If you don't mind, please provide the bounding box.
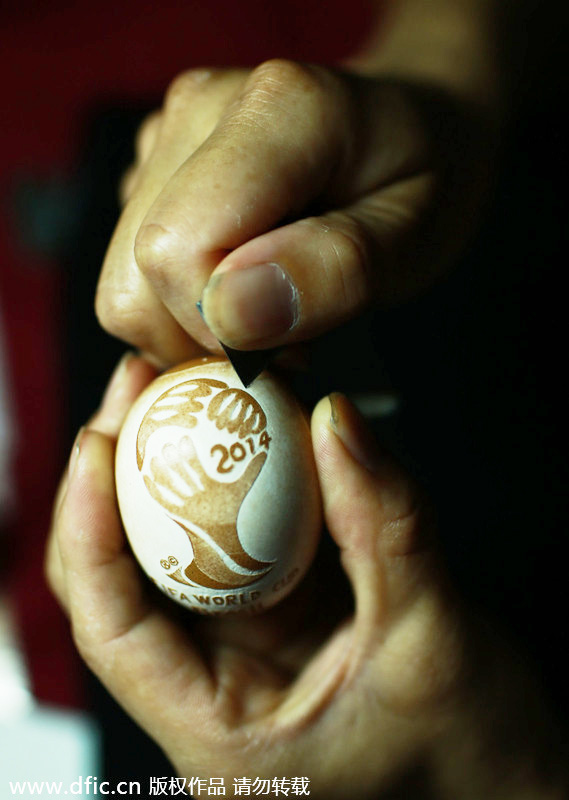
[115,356,322,615]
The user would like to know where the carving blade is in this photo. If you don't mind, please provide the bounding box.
[219,343,279,388]
[196,300,277,387]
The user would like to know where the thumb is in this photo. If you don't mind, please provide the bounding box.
[311,392,448,641]
[134,64,440,353]
[200,171,434,351]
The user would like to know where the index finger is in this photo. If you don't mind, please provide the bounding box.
[125,61,349,354]
[96,68,249,365]
[57,427,215,736]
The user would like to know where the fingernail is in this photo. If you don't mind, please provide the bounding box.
[329,392,382,473]
[101,351,135,406]
[68,426,85,477]
[201,263,299,347]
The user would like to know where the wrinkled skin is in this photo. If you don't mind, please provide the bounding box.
[48,5,567,794]
[95,61,491,366]
[46,356,565,799]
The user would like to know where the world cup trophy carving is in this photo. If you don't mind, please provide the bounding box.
[137,377,274,591]
[115,358,322,614]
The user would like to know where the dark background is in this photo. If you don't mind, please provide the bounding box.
[1,0,566,786]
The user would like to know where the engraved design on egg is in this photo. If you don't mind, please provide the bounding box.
[136,378,275,590]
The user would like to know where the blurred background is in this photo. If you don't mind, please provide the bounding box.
[0,0,566,790]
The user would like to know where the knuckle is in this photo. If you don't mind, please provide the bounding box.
[118,165,137,206]
[164,68,218,110]
[94,283,121,334]
[44,551,60,598]
[335,214,379,295]
[70,626,105,673]
[133,223,179,287]
[94,283,153,351]
[305,215,373,311]
[250,58,317,92]
[245,59,325,113]
[333,217,371,274]
[70,626,91,662]
[135,110,161,160]
[382,507,422,556]
[69,614,129,676]
[380,499,436,559]
[161,69,248,148]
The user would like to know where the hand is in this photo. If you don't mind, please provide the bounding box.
[95,58,494,366]
[46,355,565,799]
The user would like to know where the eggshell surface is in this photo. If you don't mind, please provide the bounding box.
[115,357,322,614]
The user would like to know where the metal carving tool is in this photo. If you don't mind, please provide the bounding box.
[196,301,279,387]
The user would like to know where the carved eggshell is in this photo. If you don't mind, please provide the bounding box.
[115,356,322,615]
